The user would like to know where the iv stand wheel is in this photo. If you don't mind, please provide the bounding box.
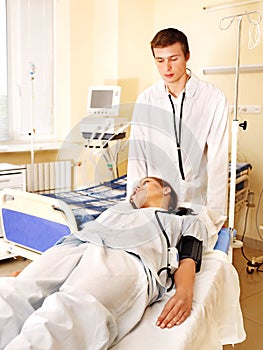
[246,256,263,274]
[246,260,262,274]
[246,263,255,274]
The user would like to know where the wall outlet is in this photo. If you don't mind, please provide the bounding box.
[229,105,262,114]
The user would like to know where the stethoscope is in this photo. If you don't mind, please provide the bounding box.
[168,91,186,181]
[167,69,191,181]
[129,199,194,292]
[154,207,196,292]
[155,209,176,292]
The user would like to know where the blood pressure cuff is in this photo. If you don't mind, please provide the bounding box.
[176,235,202,272]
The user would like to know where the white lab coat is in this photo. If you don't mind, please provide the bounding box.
[127,76,229,215]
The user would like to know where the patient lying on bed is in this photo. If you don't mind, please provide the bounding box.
[0,177,225,350]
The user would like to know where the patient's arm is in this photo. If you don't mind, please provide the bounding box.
[156,258,195,329]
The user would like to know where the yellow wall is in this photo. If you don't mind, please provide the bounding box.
[69,0,154,120]
[1,0,263,244]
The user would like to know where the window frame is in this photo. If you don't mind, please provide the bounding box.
[4,0,56,143]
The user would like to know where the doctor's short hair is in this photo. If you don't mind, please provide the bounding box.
[150,28,190,59]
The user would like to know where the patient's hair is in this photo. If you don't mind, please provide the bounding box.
[150,177,178,212]
[150,28,189,58]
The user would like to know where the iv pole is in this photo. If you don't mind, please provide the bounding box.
[29,63,36,192]
[220,11,262,255]
[226,14,243,246]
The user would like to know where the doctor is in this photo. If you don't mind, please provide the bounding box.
[127,28,229,216]
[0,177,225,350]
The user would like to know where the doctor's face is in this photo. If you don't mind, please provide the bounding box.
[153,42,190,85]
[130,177,168,209]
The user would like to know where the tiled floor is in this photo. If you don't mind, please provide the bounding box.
[0,246,262,349]
[223,246,263,350]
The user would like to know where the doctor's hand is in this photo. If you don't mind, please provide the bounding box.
[156,258,196,328]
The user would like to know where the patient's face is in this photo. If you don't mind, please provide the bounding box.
[130,177,166,209]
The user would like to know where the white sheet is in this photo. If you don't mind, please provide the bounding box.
[112,250,246,350]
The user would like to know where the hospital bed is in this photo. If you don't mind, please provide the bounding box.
[0,175,246,349]
[0,162,252,259]
[0,175,230,259]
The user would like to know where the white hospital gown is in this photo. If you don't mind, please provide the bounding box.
[0,203,225,350]
[75,202,226,302]
[127,75,229,215]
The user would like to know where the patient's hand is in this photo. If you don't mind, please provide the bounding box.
[156,258,195,328]
[156,288,193,328]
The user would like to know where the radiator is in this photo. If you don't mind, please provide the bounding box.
[26,161,72,194]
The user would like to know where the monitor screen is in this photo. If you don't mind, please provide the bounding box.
[87,86,121,116]
[90,90,113,109]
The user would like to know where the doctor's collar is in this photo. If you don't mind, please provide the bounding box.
[164,72,191,99]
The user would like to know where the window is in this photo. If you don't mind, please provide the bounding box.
[1,0,54,143]
[0,0,8,141]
